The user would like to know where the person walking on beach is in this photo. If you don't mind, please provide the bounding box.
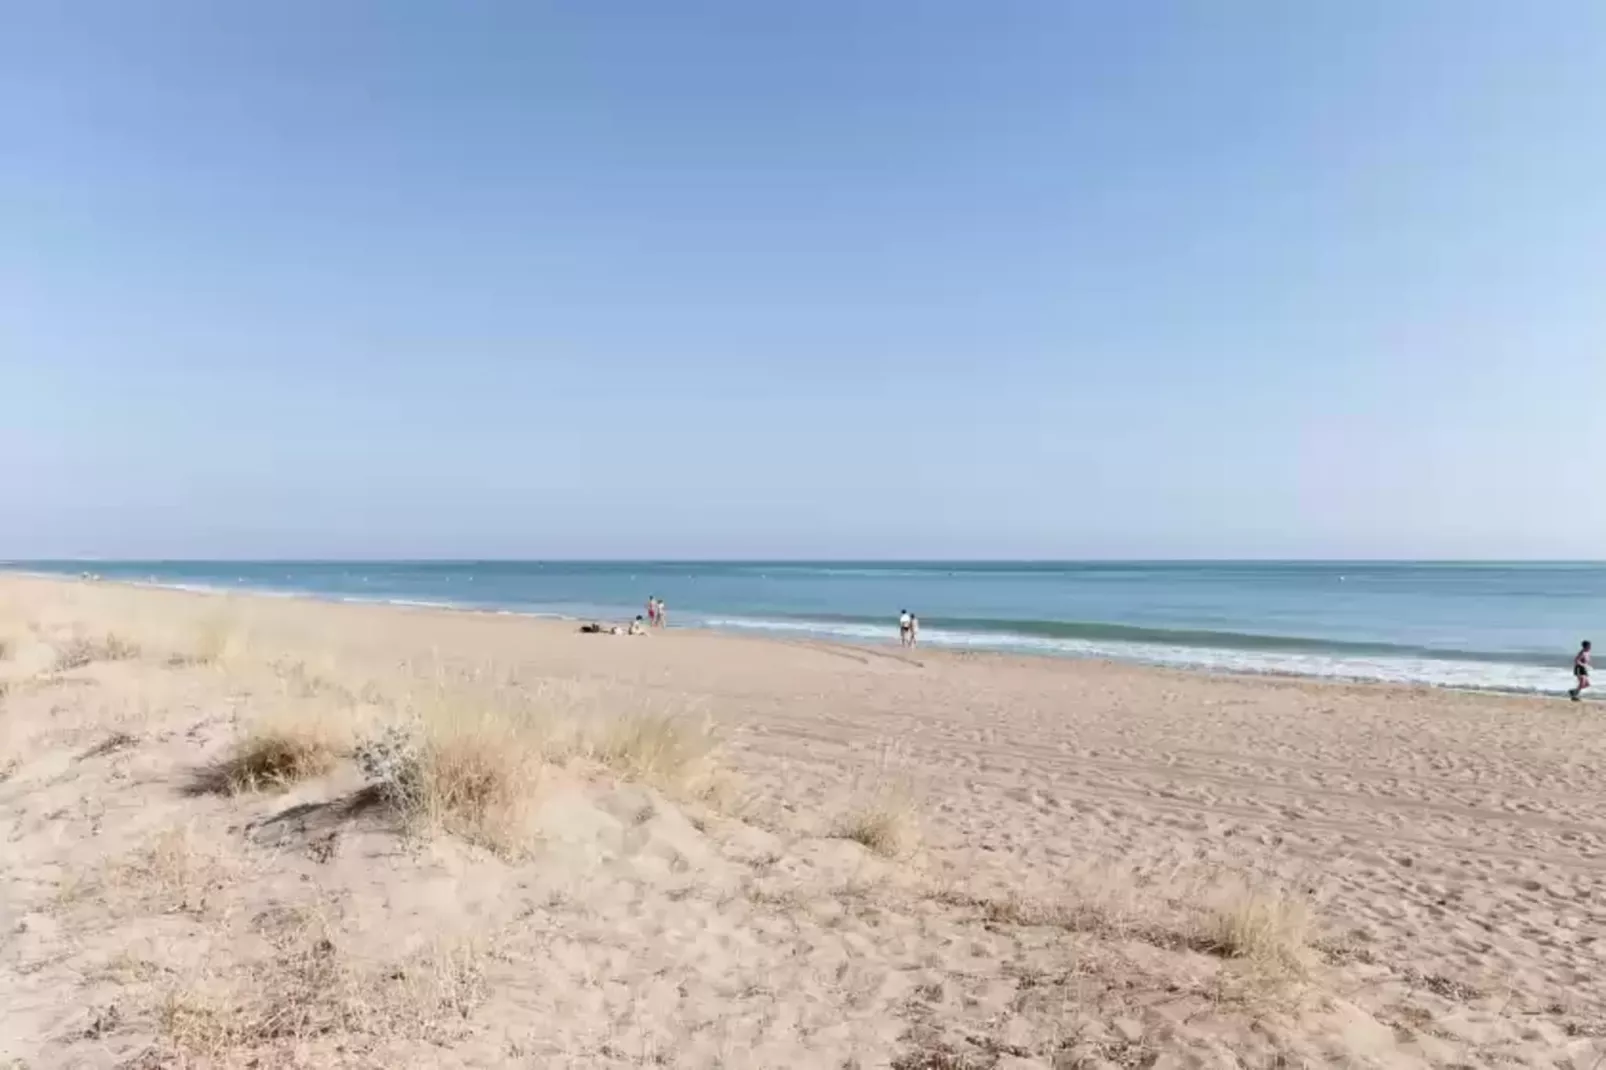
[908,613,920,649]
[1570,640,1591,701]
[654,597,667,628]
[898,609,912,647]
[646,596,658,627]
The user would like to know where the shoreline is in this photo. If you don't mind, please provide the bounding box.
[2,569,1573,704]
[5,570,1603,1065]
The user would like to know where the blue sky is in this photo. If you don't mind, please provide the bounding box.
[5,2,1603,559]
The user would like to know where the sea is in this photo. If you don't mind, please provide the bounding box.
[8,561,1601,694]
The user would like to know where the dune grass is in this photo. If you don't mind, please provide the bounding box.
[833,782,920,858]
[158,904,486,1061]
[932,862,1316,987]
[96,824,241,919]
[210,714,346,794]
[158,905,361,1059]
[167,610,249,668]
[354,709,547,856]
[78,730,140,761]
[0,611,32,665]
[938,877,1152,944]
[412,713,548,853]
[586,711,724,798]
[1197,882,1312,971]
[53,632,139,672]
[349,681,729,855]
[195,611,246,665]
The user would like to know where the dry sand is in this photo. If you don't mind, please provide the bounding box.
[2,574,1603,1068]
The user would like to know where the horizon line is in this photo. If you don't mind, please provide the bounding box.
[7,557,1606,566]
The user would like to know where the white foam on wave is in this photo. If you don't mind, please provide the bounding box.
[340,596,458,610]
[24,569,1569,697]
[703,617,890,641]
[129,579,302,599]
[134,580,232,595]
[700,616,1568,695]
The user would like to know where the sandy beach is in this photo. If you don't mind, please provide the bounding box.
[2,573,1603,1068]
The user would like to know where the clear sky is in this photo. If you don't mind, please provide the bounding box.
[5,2,1603,559]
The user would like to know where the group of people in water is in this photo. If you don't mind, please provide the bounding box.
[899,609,920,648]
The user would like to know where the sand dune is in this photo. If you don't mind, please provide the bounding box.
[2,574,1602,1068]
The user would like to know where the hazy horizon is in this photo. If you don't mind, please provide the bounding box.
[10,556,1606,566]
[7,3,1604,560]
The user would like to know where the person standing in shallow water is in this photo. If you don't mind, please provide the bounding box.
[646,596,658,627]
[1570,640,1592,701]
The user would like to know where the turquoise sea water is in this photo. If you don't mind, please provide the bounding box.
[9,561,1602,693]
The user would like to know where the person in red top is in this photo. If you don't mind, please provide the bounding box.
[646,596,658,626]
[1570,640,1592,701]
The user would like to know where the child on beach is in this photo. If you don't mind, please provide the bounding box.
[1570,640,1591,701]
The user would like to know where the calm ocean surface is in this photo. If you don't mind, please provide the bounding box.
[10,561,1601,693]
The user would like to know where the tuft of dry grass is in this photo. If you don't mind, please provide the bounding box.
[160,908,362,1058]
[207,715,346,794]
[53,632,139,672]
[1196,882,1312,972]
[954,882,1156,945]
[415,714,546,853]
[586,711,724,799]
[891,1042,994,1069]
[833,782,920,858]
[166,608,249,668]
[158,908,487,1061]
[351,682,732,852]
[88,950,173,988]
[0,612,30,665]
[355,710,546,856]
[77,730,140,761]
[400,938,487,1025]
[934,861,1305,967]
[98,825,239,917]
[272,659,359,702]
[158,907,453,1057]
[193,611,247,666]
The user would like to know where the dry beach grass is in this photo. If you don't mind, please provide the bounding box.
[3,574,1605,1067]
